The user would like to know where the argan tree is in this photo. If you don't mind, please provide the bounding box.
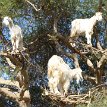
[0,0,107,107]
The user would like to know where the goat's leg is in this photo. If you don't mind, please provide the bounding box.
[63,80,70,96]
[70,26,77,38]
[48,77,60,94]
[76,74,83,95]
[85,33,92,46]
[53,77,61,95]
[15,38,20,53]
[19,38,23,51]
[58,83,64,95]
[48,78,54,93]
[69,28,77,47]
[11,38,16,53]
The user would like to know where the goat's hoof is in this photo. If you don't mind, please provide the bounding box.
[70,43,76,47]
[11,51,15,54]
[87,44,92,48]
[42,89,49,95]
[55,92,61,96]
[15,50,20,53]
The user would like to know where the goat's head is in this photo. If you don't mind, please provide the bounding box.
[2,16,13,27]
[95,12,103,21]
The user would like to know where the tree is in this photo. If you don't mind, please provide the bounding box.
[0,0,107,107]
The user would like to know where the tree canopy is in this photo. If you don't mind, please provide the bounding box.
[0,0,107,107]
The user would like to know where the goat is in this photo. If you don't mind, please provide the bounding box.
[70,12,102,46]
[2,16,23,53]
[47,55,83,95]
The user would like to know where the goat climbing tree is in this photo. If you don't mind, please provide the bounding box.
[0,14,30,107]
[0,0,107,107]
[44,0,107,106]
[47,0,103,85]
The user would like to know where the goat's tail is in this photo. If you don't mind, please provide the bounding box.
[70,26,77,38]
[47,67,52,78]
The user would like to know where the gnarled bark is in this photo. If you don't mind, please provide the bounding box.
[0,51,30,107]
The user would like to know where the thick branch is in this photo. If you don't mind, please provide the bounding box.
[0,51,22,67]
[82,73,96,84]
[98,0,103,12]
[54,41,74,59]
[97,54,107,68]
[54,41,79,68]
[0,78,19,88]
[0,87,30,107]
[6,58,16,69]
[0,87,19,101]
[73,54,80,68]
[53,14,61,33]
[48,33,95,73]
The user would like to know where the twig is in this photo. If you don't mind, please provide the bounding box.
[25,0,41,11]
[44,84,107,105]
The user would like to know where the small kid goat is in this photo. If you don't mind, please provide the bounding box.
[48,55,83,95]
[2,16,23,53]
[70,12,102,46]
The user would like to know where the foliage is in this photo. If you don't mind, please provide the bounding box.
[0,0,107,107]
[0,0,24,17]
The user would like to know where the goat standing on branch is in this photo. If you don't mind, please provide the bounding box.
[47,55,83,96]
[2,16,23,53]
[70,12,102,46]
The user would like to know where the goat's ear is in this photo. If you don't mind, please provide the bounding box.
[95,12,98,16]
[95,12,102,16]
[100,12,102,15]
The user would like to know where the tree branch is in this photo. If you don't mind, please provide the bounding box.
[0,78,19,88]
[0,88,19,101]
[49,33,95,72]
[0,51,22,67]
[25,0,41,12]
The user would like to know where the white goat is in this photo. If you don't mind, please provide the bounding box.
[48,55,83,95]
[2,16,23,53]
[70,12,102,46]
